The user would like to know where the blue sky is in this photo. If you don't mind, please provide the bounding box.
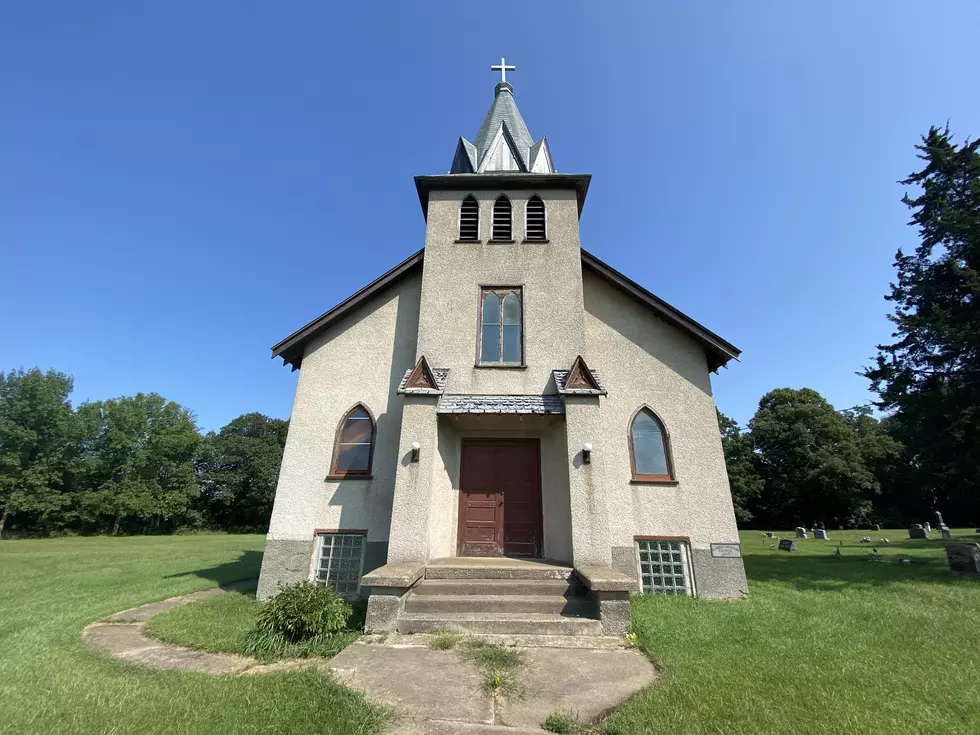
[2,2,978,431]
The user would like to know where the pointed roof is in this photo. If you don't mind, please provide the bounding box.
[450,81,554,174]
[401,355,441,393]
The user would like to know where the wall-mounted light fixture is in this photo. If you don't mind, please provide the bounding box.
[582,443,593,465]
[411,441,421,463]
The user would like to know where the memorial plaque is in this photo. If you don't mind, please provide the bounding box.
[711,543,742,558]
[778,539,796,552]
[945,544,980,574]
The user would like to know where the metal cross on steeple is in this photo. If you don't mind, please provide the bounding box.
[490,57,515,84]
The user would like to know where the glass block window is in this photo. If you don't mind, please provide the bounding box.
[314,533,365,597]
[636,540,693,596]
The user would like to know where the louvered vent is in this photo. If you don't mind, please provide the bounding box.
[459,195,479,241]
[526,195,546,240]
[492,196,512,240]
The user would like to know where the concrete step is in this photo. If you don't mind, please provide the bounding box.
[424,564,573,581]
[411,579,585,597]
[403,593,594,616]
[397,612,603,637]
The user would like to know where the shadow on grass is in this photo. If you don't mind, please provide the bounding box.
[163,550,264,586]
[743,552,967,592]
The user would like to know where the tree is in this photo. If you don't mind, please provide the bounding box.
[717,410,762,524]
[749,388,879,528]
[864,126,980,524]
[196,413,288,531]
[76,393,201,534]
[0,369,78,537]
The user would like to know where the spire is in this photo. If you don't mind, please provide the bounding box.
[449,61,555,174]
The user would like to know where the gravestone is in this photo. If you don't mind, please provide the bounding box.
[872,524,881,531]
[909,524,929,539]
[945,544,980,575]
[941,525,952,540]
[935,511,945,528]
[778,539,796,552]
[814,528,829,540]
[924,522,932,534]
[795,527,807,539]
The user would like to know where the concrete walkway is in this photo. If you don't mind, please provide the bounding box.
[84,584,658,732]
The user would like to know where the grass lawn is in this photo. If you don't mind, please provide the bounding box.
[604,528,980,735]
[0,534,391,735]
[146,585,361,661]
[3,530,979,734]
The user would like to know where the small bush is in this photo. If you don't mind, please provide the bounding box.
[256,582,352,642]
[542,710,579,733]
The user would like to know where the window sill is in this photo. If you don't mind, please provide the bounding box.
[630,478,679,486]
[475,362,527,370]
[454,239,482,244]
[325,474,373,481]
[487,239,516,244]
[521,239,549,244]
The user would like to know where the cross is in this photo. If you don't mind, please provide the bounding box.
[490,57,515,84]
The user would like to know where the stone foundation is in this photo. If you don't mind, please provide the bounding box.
[256,538,316,600]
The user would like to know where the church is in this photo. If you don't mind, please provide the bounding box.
[257,62,747,636]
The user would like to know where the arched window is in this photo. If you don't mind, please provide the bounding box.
[629,408,673,481]
[492,195,512,240]
[479,287,523,364]
[525,195,546,241]
[459,195,479,241]
[329,404,375,477]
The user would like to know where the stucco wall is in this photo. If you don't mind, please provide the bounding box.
[582,269,746,596]
[265,271,422,548]
[416,189,585,395]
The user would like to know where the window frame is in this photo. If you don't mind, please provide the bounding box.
[490,194,514,242]
[457,194,480,243]
[523,194,548,242]
[476,285,525,367]
[327,403,376,479]
[634,536,695,596]
[312,531,367,598]
[628,406,676,483]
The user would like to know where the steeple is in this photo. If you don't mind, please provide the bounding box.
[450,61,555,175]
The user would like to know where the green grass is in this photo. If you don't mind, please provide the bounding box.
[0,534,391,734]
[602,528,980,735]
[462,640,524,698]
[147,587,361,662]
[428,630,465,650]
[542,709,580,733]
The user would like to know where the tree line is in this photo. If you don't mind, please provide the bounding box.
[2,127,977,536]
[723,126,980,529]
[0,368,287,537]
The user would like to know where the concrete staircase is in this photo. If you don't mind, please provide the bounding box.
[396,560,603,636]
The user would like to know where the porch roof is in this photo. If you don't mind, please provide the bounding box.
[436,394,565,415]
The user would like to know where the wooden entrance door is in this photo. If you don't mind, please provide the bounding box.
[458,439,542,557]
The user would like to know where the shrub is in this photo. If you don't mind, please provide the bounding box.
[256,582,352,642]
[542,710,579,733]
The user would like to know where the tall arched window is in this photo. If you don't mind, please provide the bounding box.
[329,404,375,477]
[492,195,512,240]
[459,195,479,241]
[479,287,523,364]
[629,408,674,481]
[525,195,546,241]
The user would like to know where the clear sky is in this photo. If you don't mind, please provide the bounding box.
[3,2,978,431]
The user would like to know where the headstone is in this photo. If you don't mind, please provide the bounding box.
[872,524,881,531]
[909,524,929,539]
[778,539,796,552]
[935,511,945,528]
[924,522,932,534]
[814,528,829,540]
[795,527,807,539]
[941,525,952,540]
[945,544,980,575]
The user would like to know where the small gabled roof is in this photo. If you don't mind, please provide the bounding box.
[271,248,740,373]
[398,356,448,395]
[554,356,606,395]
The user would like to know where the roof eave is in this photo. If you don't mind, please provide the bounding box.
[580,248,741,372]
[270,249,425,370]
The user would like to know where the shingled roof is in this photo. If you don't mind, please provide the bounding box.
[270,249,740,372]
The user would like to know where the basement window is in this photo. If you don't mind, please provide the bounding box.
[314,533,366,597]
[525,195,546,240]
[635,539,693,596]
[459,195,479,241]
[492,195,512,240]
